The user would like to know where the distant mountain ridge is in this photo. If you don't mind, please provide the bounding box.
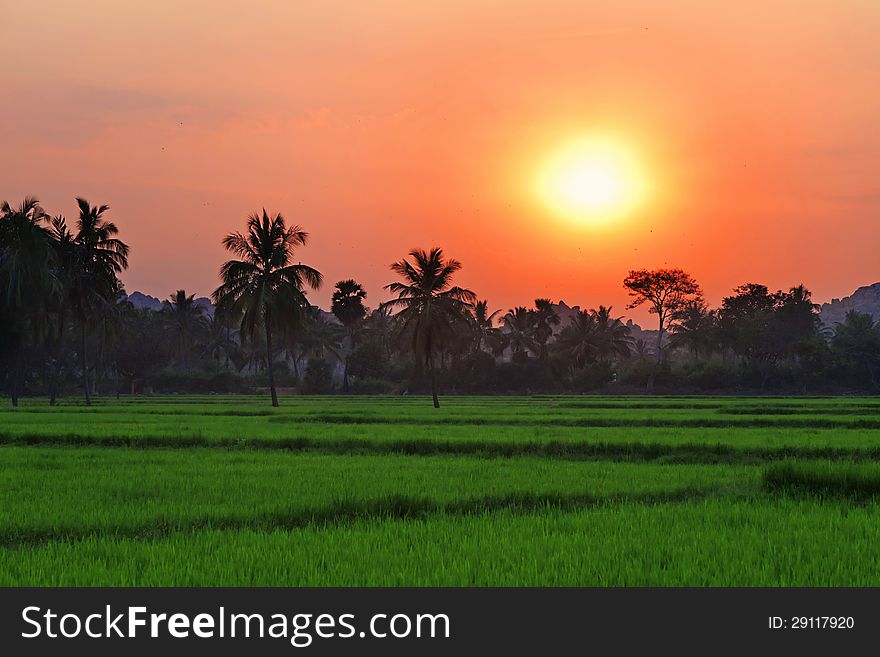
[126,282,880,332]
[819,283,880,327]
[127,291,214,315]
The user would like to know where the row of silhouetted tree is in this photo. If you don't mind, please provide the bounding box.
[2,197,879,406]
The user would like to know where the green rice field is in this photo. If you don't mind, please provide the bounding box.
[2,395,880,585]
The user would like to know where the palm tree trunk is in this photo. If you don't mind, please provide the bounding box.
[48,363,58,406]
[49,310,65,406]
[264,309,279,407]
[10,359,20,407]
[81,324,91,406]
[94,336,103,397]
[429,356,440,408]
[224,325,231,368]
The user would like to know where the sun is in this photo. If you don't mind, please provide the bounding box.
[536,136,647,222]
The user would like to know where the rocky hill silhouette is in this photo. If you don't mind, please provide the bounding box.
[819,282,880,327]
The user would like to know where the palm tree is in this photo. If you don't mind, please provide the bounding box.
[531,298,560,365]
[299,307,346,363]
[331,279,367,391]
[381,247,475,408]
[502,306,538,362]
[0,197,54,405]
[0,197,53,305]
[832,310,880,390]
[554,310,601,369]
[670,300,718,359]
[91,282,129,396]
[203,308,238,368]
[46,215,76,404]
[555,306,633,371]
[162,289,208,370]
[212,209,322,406]
[361,304,397,361]
[469,300,503,355]
[591,305,634,361]
[634,338,652,361]
[70,198,129,405]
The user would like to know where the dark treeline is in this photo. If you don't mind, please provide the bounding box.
[1,197,879,406]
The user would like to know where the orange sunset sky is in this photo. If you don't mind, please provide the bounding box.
[2,1,879,324]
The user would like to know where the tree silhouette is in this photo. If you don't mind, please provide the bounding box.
[70,198,129,405]
[45,215,76,404]
[670,299,718,359]
[555,306,632,371]
[832,310,880,390]
[299,306,346,363]
[0,198,54,405]
[212,209,322,406]
[331,279,367,391]
[531,298,560,366]
[591,305,634,362]
[469,300,503,355]
[162,290,208,370]
[382,247,475,408]
[554,310,602,369]
[774,285,821,360]
[502,306,538,363]
[0,197,53,305]
[623,268,701,391]
[204,307,238,368]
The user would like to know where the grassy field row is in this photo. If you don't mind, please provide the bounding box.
[0,447,750,546]
[6,430,880,464]
[5,407,880,423]
[4,395,880,416]
[7,410,880,439]
[4,498,879,586]
[6,394,879,407]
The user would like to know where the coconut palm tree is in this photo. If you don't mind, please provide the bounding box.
[502,306,537,362]
[0,197,53,304]
[832,310,880,390]
[203,307,238,368]
[555,306,633,371]
[0,197,54,405]
[381,247,475,408]
[670,300,718,359]
[591,305,634,361]
[469,300,503,355]
[299,307,346,363]
[46,215,76,404]
[554,310,602,369]
[361,304,397,361]
[212,209,322,406]
[70,198,129,405]
[162,289,208,370]
[531,298,560,365]
[331,279,367,391]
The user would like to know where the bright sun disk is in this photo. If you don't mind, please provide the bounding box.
[536,136,647,222]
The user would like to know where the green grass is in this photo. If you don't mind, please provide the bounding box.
[4,396,880,465]
[4,499,879,586]
[0,447,749,546]
[764,461,880,501]
[1,394,878,585]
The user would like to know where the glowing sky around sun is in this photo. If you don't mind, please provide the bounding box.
[535,136,649,223]
[2,1,879,322]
